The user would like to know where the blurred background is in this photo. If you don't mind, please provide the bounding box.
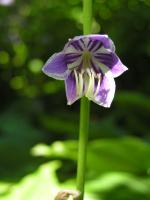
[0,0,150,199]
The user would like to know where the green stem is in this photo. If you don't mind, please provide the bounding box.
[77,97,90,200]
[76,0,92,199]
[83,0,92,35]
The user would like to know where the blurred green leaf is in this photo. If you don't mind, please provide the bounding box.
[0,161,60,200]
[32,137,150,175]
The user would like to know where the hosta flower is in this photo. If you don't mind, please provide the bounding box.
[42,35,128,107]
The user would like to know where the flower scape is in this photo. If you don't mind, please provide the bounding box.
[42,35,128,107]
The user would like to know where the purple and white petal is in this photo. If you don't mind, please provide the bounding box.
[92,58,110,75]
[65,73,79,105]
[108,38,115,52]
[94,52,118,69]
[87,34,112,49]
[110,58,128,78]
[93,52,128,78]
[42,52,69,80]
[64,43,80,54]
[93,71,116,108]
[65,53,81,64]
[70,35,109,51]
[67,56,83,70]
[72,35,116,53]
[64,38,84,53]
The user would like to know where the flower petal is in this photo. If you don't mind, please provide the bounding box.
[67,56,82,70]
[94,52,118,69]
[65,73,79,105]
[69,35,111,49]
[65,53,81,64]
[110,58,128,78]
[92,53,128,78]
[42,52,69,80]
[86,34,114,50]
[92,71,116,108]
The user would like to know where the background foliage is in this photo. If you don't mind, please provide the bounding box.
[0,0,150,199]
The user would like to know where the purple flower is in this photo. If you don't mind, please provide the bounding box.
[42,35,128,107]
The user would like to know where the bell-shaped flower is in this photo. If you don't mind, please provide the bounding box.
[42,35,128,107]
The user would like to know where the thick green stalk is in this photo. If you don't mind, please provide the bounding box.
[76,0,92,199]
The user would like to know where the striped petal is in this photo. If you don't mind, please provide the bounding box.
[94,52,118,69]
[67,56,82,70]
[42,52,69,80]
[88,34,115,51]
[72,35,115,50]
[93,52,128,78]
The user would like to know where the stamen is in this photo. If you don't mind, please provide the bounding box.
[74,70,84,97]
[78,73,84,96]
[74,70,79,96]
[85,69,95,98]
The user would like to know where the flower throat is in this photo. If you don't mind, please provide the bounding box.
[82,51,91,69]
